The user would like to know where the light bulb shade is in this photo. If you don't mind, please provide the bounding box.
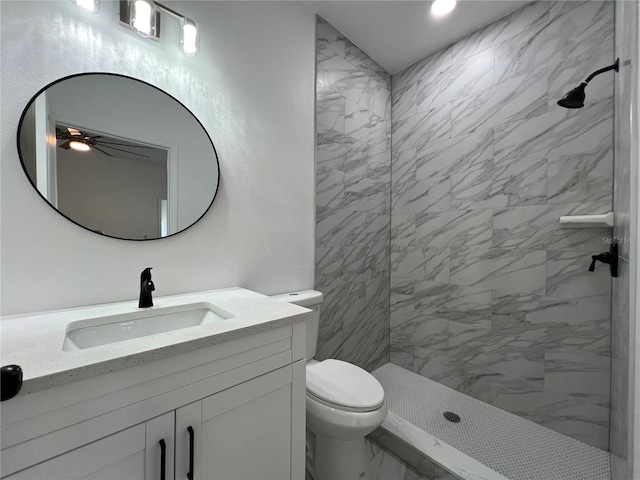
[180,17,199,56]
[131,0,157,38]
[69,140,91,152]
[557,82,586,109]
[72,0,100,13]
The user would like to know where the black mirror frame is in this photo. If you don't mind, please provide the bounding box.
[16,72,221,241]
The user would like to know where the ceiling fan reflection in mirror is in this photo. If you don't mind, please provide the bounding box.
[55,125,158,160]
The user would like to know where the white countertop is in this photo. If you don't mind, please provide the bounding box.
[1,288,310,394]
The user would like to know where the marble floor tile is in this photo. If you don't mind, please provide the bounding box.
[449,247,546,295]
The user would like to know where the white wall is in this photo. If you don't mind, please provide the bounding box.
[0,1,316,315]
[56,149,167,239]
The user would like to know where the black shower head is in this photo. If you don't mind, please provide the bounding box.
[557,82,586,109]
[557,59,619,109]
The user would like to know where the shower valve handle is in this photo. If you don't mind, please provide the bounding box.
[588,241,619,277]
[589,252,611,272]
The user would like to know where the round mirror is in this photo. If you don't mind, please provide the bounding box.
[17,73,220,240]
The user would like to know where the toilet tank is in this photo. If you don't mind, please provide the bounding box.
[270,290,323,360]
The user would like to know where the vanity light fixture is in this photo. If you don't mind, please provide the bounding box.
[119,0,199,56]
[130,0,157,38]
[71,0,100,14]
[180,17,199,57]
[431,0,457,17]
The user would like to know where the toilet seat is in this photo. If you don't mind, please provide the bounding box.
[306,359,385,412]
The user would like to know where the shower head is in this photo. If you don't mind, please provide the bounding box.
[557,82,586,109]
[557,58,619,109]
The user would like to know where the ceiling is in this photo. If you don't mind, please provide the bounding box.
[303,1,529,74]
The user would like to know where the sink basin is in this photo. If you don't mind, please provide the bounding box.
[63,302,233,351]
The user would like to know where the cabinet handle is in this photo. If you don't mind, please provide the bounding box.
[187,426,195,480]
[159,439,166,480]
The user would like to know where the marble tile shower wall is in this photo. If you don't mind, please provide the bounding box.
[389,1,613,450]
[315,18,392,371]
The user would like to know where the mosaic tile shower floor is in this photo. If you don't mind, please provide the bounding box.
[373,363,610,480]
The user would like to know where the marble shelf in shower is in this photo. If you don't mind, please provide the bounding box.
[559,212,614,228]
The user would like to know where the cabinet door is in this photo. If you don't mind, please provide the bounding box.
[175,401,202,480]
[200,365,293,480]
[5,424,146,480]
[145,412,175,480]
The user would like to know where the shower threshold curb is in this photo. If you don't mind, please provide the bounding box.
[371,411,508,480]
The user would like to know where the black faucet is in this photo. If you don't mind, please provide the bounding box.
[139,267,155,308]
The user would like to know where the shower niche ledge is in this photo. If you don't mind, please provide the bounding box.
[559,212,614,228]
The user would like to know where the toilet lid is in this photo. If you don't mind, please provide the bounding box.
[306,359,385,411]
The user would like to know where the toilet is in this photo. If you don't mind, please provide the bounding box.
[271,290,387,480]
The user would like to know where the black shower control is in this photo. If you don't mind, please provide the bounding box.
[1,364,23,401]
[588,240,618,277]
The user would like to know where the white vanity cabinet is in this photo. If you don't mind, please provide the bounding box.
[1,321,306,480]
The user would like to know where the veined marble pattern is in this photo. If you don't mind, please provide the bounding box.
[390,1,613,449]
[450,2,550,64]
[414,210,493,248]
[492,202,611,252]
[415,129,493,181]
[315,17,391,372]
[493,98,613,167]
[392,177,451,214]
[450,69,548,137]
[450,159,546,209]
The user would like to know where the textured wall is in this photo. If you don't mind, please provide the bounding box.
[315,18,391,371]
[611,1,639,477]
[0,1,316,315]
[389,1,613,449]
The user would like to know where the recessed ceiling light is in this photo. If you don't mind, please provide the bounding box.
[431,0,457,17]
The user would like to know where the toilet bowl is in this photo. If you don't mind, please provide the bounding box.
[271,291,387,480]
